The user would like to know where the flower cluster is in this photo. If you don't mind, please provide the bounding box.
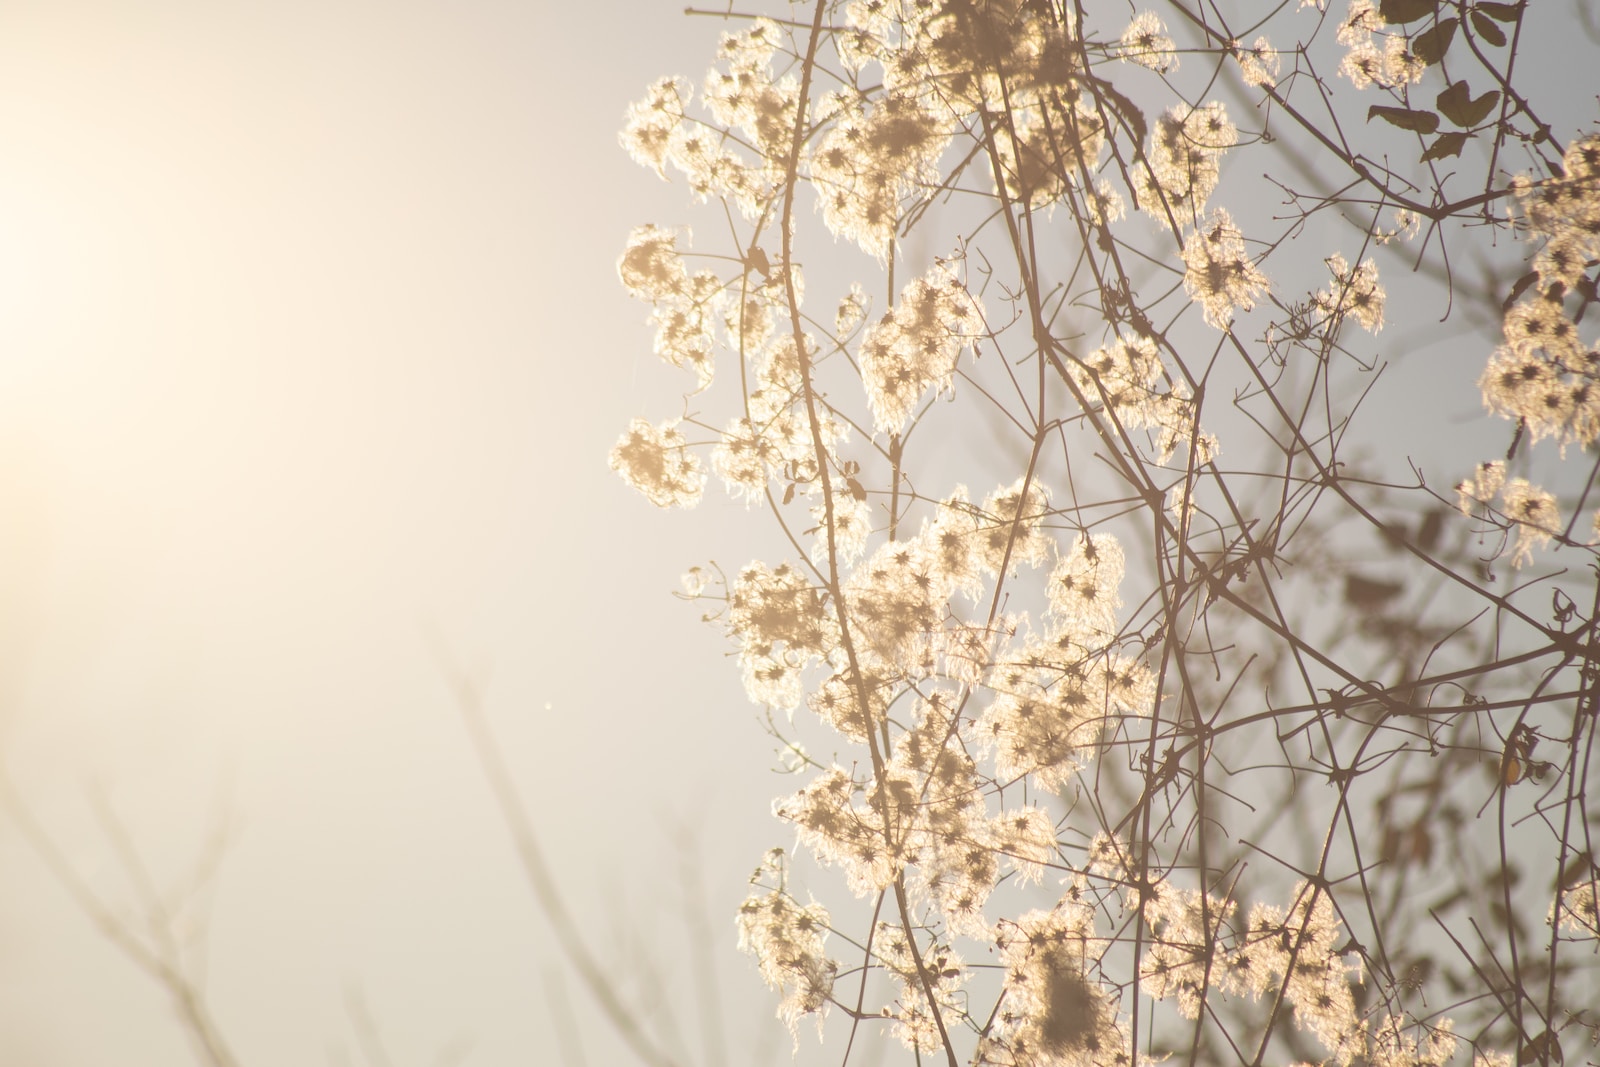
[1480,137,1600,452]
[1233,36,1280,88]
[1181,209,1270,329]
[873,919,968,1051]
[619,76,688,179]
[1117,13,1177,73]
[610,3,1595,1063]
[729,561,839,709]
[618,225,724,389]
[1313,253,1386,334]
[812,89,952,259]
[712,330,849,505]
[1337,0,1425,90]
[859,260,986,433]
[1549,875,1600,941]
[618,25,788,216]
[1240,885,1366,1064]
[993,93,1108,212]
[1455,462,1562,565]
[607,417,704,508]
[737,850,838,1036]
[1067,335,1216,463]
[981,901,1129,1067]
[704,19,801,173]
[1135,877,1237,1019]
[1134,102,1235,227]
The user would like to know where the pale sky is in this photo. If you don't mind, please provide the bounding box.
[0,2,789,1063]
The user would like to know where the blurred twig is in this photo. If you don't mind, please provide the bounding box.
[0,769,241,1067]
[427,637,682,1067]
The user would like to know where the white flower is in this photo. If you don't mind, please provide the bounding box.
[608,418,704,508]
[1182,209,1269,328]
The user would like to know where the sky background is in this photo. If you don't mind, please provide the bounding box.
[0,2,792,1063]
[0,2,1592,1066]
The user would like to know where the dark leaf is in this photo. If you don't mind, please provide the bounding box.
[782,481,796,505]
[1476,0,1523,19]
[1471,9,1508,44]
[1520,1030,1562,1066]
[1558,850,1595,889]
[1369,105,1441,133]
[1345,573,1405,606]
[1417,508,1444,550]
[1413,17,1458,63]
[845,476,867,502]
[1381,825,1403,864]
[744,245,771,278]
[1407,823,1434,865]
[1089,75,1147,159]
[1380,0,1437,22]
[1421,132,1470,161]
[1400,958,1434,990]
[1437,81,1501,126]
[1503,268,1540,310]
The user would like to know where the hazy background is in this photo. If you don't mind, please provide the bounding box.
[0,2,790,1063]
[0,2,1589,1065]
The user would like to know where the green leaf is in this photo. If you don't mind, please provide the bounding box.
[1475,0,1523,21]
[1436,81,1501,127]
[1380,0,1437,22]
[1421,132,1469,161]
[1412,17,1458,64]
[1369,105,1441,134]
[1471,9,1508,44]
